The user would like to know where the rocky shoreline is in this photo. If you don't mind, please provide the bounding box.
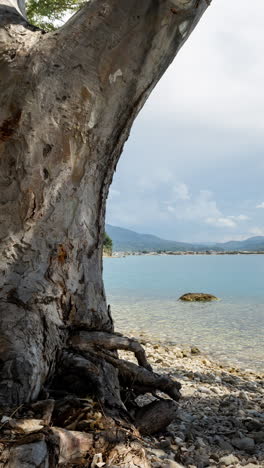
[119,331,264,468]
[0,332,262,467]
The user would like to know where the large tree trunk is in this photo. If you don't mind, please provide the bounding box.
[0,0,209,464]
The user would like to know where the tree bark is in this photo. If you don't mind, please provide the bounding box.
[0,0,208,440]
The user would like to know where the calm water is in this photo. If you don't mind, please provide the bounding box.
[103,255,264,372]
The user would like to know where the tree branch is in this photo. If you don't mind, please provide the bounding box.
[40,0,210,134]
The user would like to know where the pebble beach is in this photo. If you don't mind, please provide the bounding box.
[119,331,264,468]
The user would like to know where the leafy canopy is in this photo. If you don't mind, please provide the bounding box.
[27,0,85,30]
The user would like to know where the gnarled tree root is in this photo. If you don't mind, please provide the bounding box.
[68,331,181,399]
[66,331,181,405]
[0,332,181,467]
[69,330,153,371]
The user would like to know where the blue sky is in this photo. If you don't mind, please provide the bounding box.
[106,0,264,242]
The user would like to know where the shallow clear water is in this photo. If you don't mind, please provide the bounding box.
[103,255,264,372]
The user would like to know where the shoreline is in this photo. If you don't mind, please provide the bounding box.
[108,251,264,258]
[117,328,263,375]
[119,331,264,467]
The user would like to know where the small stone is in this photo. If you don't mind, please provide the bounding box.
[8,441,48,467]
[244,418,263,431]
[239,391,250,401]
[158,438,171,449]
[251,431,264,443]
[215,375,222,383]
[198,386,211,394]
[212,387,222,395]
[149,448,167,458]
[163,461,185,468]
[173,437,184,446]
[191,346,200,355]
[0,416,11,423]
[231,437,255,451]
[193,372,203,381]
[219,454,239,466]
[195,437,206,448]
[217,439,234,451]
[176,410,194,423]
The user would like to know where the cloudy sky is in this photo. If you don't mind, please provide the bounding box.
[106,0,264,243]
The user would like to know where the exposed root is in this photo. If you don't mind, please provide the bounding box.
[31,399,55,425]
[68,330,181,401]
[54,350,128,416]
[93,348,181,401]
[0,332,182,466]
[69,330,152,371]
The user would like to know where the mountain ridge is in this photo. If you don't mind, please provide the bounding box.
[106,224,264,252]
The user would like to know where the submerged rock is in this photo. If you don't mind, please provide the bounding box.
[179,293,218,302]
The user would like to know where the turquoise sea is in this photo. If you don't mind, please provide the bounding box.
[103,255,264,372]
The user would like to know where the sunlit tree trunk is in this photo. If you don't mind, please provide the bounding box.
[0,0,209,451]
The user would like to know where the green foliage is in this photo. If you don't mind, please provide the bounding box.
[26,0,85,31]
[103,233,113,254]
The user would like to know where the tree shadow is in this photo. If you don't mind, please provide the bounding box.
[156,361,264,467]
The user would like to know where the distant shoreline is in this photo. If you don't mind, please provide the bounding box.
[107,250,264,258]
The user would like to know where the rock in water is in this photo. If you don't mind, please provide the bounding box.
[179,293,218,302]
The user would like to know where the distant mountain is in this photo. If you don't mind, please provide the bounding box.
[106,225,215,252]
[105,225,264,252]
[215,236,264,252]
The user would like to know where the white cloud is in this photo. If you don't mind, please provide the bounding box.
[173,182,190,200]
[141,0,264,135]
[249,227,264,236]
[206,217,236,228]
[256,202,264,208]
[165,189,251,229]
[170,189,221,223]
[228,215,250,221]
